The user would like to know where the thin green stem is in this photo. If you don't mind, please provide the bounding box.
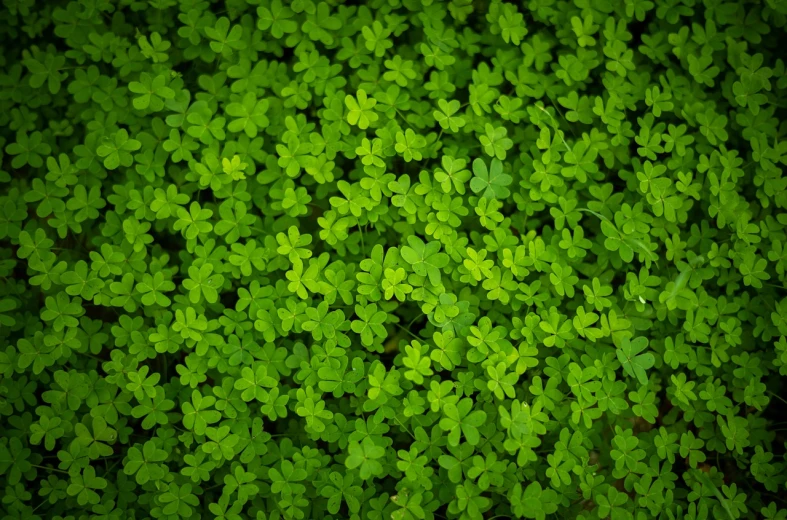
[394,416,416,440]
[767,391,787,406]
[394,108,413,129]
[407,312,425,328]
[393,322,420,341]
[32,464,70,475]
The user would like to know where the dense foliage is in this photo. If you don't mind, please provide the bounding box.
[1,0,787,519]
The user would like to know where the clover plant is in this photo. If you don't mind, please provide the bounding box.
[0,0,787,519]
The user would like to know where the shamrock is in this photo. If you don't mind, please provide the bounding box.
[345,438,385,480]
[616,336,655,386]
[400,235,449,285]
[345,89,378,129]
[439,398,487,446]
[470,158,512,199]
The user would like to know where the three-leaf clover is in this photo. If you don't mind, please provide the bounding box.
[439,398,487,446]
[470,158,512,199]
[345,437,385,480]
[616,336,655,385]
[345,89,378,129]
[400,235,449,285]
